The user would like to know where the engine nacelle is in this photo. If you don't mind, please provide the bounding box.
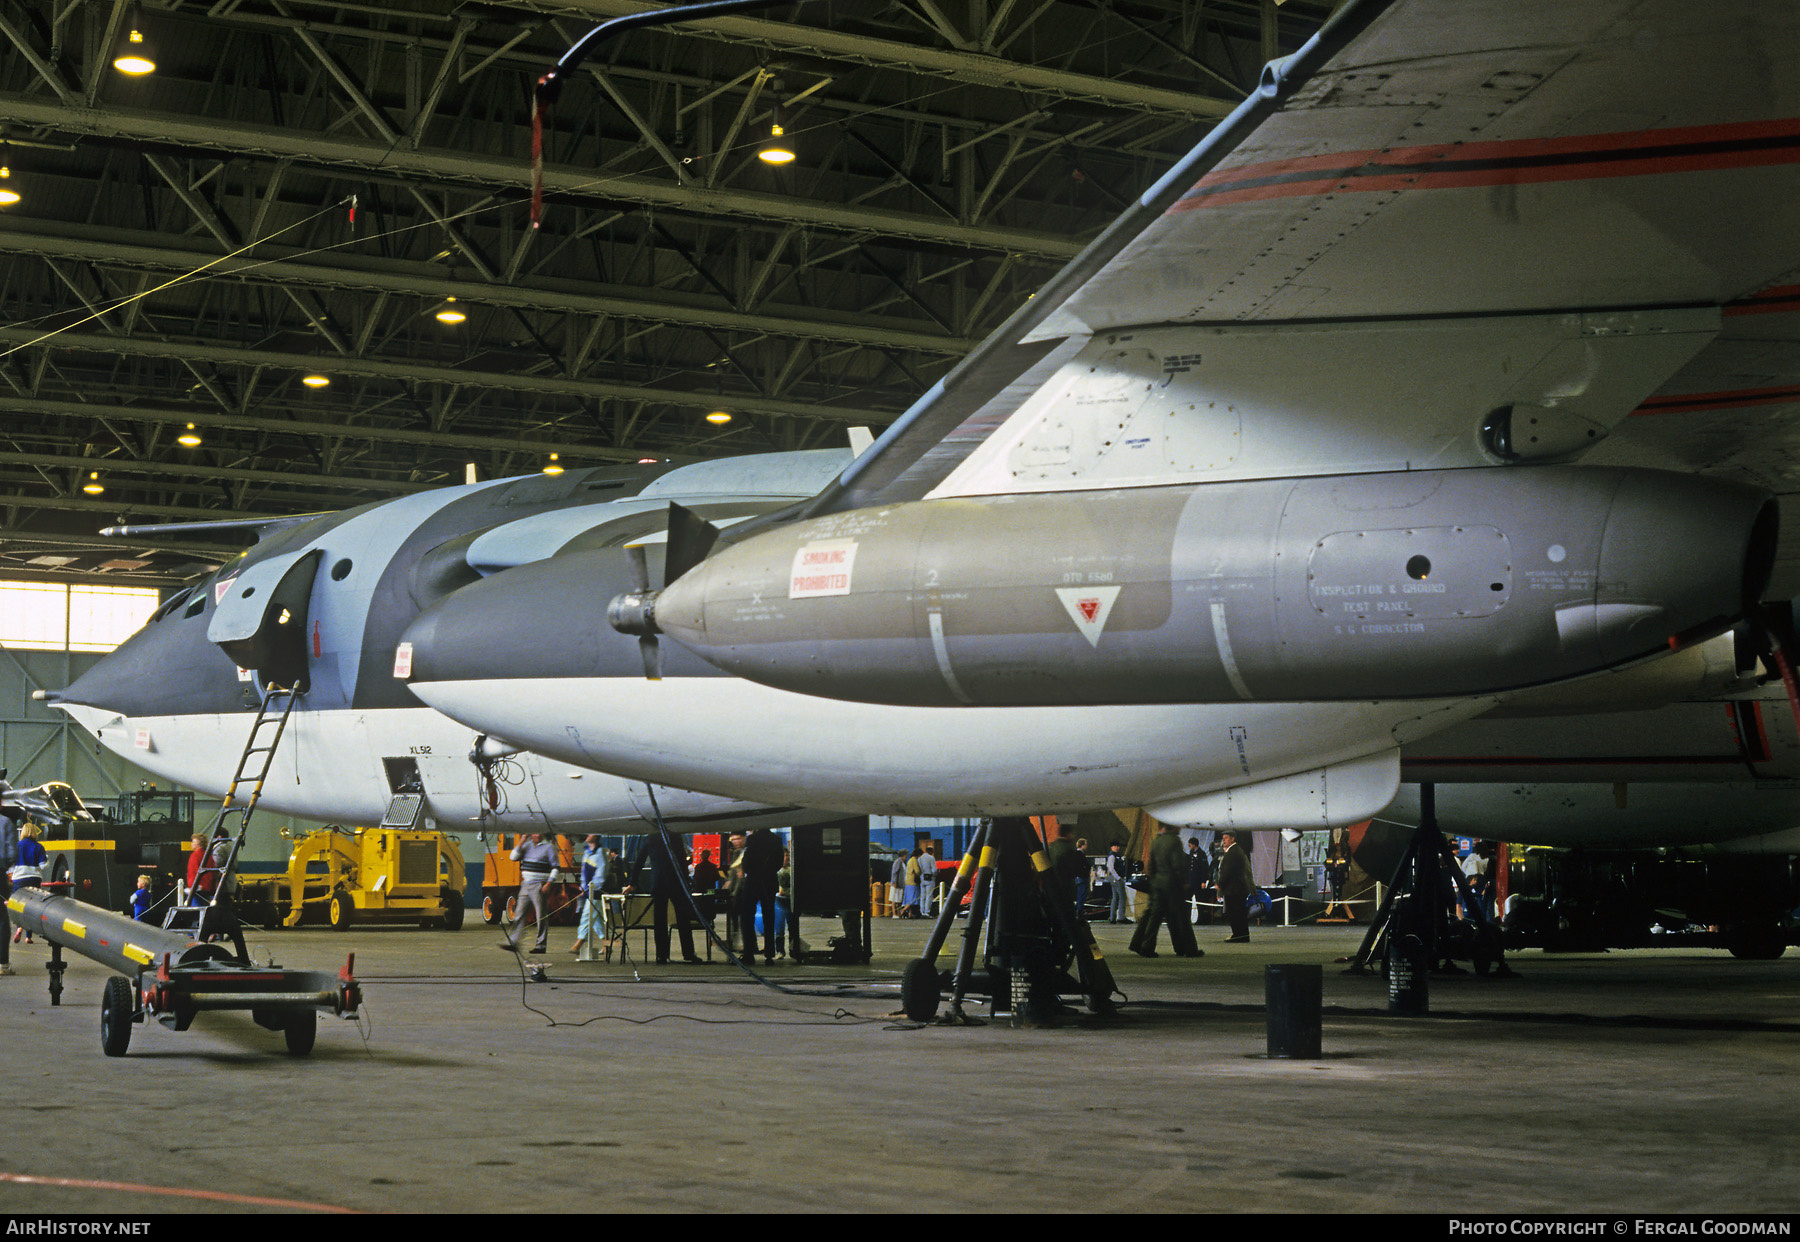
[640,466,1776,708]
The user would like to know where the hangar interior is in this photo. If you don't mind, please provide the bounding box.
[0,0,1328,824]
[1,0,1799,1219]
[0,0,1324,583]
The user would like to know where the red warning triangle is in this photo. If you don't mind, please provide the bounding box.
[1055,585,1121,647]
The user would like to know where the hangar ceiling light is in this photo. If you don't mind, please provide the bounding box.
[112,8,156,76]
[759,108,796,166]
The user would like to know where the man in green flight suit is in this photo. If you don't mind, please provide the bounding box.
[1128,823,1203,959]
[1044,823,1087,920]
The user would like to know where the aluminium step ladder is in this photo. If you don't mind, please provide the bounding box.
[163,683,299,945]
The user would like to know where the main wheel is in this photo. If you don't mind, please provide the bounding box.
[900,957,941,1023]
[441,890,465,931]
[283,1011,317,1057]
[329,890,354,929]
[100,976,133,1057]
[481,893,501,925]
[1724,923,1788,960]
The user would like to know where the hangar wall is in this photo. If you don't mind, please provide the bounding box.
[0,644,328,867]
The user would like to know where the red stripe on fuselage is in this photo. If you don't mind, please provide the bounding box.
[1170,117,1800,211]
[1725,284,1800,317]
[1632,385,1800,416]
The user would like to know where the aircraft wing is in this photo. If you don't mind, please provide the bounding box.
[803,0,1800,515]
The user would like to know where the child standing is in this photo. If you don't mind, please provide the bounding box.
[127,874,155,921]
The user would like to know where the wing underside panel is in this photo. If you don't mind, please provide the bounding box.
[813,0,1800,513]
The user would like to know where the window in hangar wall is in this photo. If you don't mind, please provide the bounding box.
[0,580,160,652]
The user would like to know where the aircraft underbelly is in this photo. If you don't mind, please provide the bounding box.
[411,675,1494,820]
[1384,782,1800,850]
[56,704,728,832]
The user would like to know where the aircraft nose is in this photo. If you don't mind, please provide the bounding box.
[49,603,244,717]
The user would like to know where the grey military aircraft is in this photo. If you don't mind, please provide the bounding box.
[42,449,856,835]
[396,0,1800,844]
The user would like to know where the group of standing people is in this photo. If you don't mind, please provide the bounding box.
[1095,827,1257,952]
[887,844,938,918]
[721,827,792,965]
[508,828,802,966]
[571,836,625,960]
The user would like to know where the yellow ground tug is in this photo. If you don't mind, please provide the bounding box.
[236,797,467,930]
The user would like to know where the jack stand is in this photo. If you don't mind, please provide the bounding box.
[1345,786,1514,1008]
[46,939,64,1006]
[900,817,1117,1026]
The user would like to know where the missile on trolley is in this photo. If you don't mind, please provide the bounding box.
[6,886,360,1057]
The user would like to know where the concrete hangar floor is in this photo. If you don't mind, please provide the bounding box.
[0,919,1793,1216]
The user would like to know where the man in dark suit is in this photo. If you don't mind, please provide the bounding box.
[1215,831,1254,943]
[626,831,702,964]
[737,827,783,964]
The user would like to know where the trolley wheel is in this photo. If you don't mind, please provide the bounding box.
[441,890,465,932]
[481,893,501,925]
[504,895,518,924]
[283,1011,317,1057]
[329,890,354,929]
[900,957,941,1023]
[100,975,133,1058]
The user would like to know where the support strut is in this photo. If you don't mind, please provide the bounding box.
[900,817,1116,1027]
[1345,785,1514,1009]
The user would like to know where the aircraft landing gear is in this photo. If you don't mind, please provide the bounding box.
[901,817,1117,1028]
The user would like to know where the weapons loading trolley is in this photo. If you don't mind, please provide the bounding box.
[7,884,361,1057]
[6,681,362,1056]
